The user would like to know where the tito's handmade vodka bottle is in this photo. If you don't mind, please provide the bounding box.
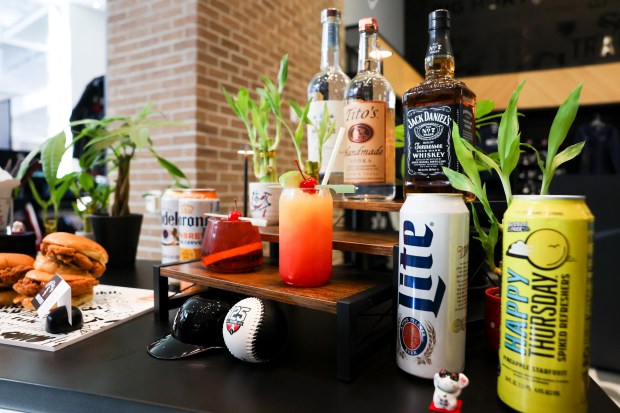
[307,8,350,185]
[402,9,476,200]
[343,17,395,201]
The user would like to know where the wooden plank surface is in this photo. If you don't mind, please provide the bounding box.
[333,199,403,212]
[160,261,385,314]
[259,227,398,256]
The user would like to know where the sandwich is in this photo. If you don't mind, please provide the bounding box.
[13,269,99,310]
[37,232,108,278]
[12,233,108,310]
[0,253,35,306]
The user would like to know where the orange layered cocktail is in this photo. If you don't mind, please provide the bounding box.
[279,187,333,286]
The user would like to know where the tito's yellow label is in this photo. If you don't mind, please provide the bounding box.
[498,196,593,413]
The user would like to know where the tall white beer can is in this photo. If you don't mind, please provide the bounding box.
[161,188,183,264]
[396,193,469,378]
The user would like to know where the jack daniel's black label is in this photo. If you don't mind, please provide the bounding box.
[404,104,473,178]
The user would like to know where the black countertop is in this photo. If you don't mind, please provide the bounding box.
[0,261,617,413]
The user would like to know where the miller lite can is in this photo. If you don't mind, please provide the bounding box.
[498,195,594,413]
[396,193,469,378]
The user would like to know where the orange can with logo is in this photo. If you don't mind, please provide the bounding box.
[178,189,219,261]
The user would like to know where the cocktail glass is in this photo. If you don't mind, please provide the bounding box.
[279,187,333,287]
[201,218,263,273]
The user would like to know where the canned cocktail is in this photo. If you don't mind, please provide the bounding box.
[499,195,594,413]
[161,188,184,264]
[178,189,219,261]
[396,193,469,379]
[279,187,333,287]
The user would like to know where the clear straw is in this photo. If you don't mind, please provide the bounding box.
[321,127,346,186]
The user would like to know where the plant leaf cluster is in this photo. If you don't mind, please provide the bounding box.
[442,81,584,275]
[17,132,75,232]
[223,55,289,182]
[19,102,189,227]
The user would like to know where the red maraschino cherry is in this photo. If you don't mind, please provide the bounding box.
[294,160,317,190]
[228,199,242,221]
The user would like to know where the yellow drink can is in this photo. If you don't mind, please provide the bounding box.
[498,195,594,413]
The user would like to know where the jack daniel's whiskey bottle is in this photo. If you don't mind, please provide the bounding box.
[403,9,475,200]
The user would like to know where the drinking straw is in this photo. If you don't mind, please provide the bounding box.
[321,127,346,186]
[204,213,268,227]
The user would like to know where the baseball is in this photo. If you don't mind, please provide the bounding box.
[222,297,288,363]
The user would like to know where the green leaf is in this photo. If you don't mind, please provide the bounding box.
[521,143,545,173]
[40,131,68,188]
[222,87,241,118]
[277,54,288,93]
[154,152,189,182]
[545,83,582,174]
[497,80,525,175]
[52,174,75,205]
[28,179,48,209]
[395,124,404,147]
[550,141,586,173]
[476,99,495,119]
[133,127,150,149]
[451,123,481,189]
[17,142,43,180]
[442,168,477,194]
[289,99,304,117]
[136,101,154,120]
[78,172,95,192]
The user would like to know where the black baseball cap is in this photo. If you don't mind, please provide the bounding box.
[147,296,231,360]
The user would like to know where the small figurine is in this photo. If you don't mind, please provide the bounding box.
[429,369,469,412]
[11,221,25,234]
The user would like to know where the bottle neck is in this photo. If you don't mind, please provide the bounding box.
[321,18,342,70]
[357,31,382,74]
[424,28,455,78]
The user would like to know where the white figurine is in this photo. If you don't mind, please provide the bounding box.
[431,369,469,412]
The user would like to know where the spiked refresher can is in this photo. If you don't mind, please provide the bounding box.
[396,193,469,378]
[499,195,594,413]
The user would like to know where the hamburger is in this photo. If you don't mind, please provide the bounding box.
[12,233,108,310]
[0,253,35,306]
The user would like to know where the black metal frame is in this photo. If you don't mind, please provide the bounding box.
[153,260,394,381]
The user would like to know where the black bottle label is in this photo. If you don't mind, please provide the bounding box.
[404,104,473,178]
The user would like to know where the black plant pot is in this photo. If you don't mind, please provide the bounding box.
[90,214,143,269]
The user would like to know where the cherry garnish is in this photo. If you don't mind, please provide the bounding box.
[228,199,242,221]
[294,160,317,193]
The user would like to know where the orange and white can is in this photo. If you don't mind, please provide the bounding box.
[178,189,219,261]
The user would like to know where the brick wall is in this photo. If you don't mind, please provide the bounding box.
[107,0,342,259]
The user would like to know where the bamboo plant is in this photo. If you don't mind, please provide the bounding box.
[442,81,585,277]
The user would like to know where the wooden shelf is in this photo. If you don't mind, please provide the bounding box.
[333,199,403,212]
[159,260,388,314]
[259,227,397,256]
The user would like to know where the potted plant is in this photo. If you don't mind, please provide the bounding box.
[17,132,76,235]
[71,171,111,239]
[70,101,189,267]
[222,55,299,225]
[442,80,585,350]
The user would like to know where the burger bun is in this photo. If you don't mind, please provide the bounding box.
[42,232,108,266]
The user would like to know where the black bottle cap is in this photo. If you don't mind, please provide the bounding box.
[429,9,451,30]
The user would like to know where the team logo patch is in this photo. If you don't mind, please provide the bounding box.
[400,317,428,356]
[225,305,251,335]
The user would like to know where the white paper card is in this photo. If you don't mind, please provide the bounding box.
[32,274,72,324]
